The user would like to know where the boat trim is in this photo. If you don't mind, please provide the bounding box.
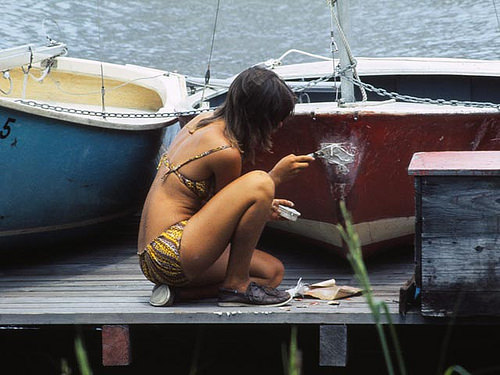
[268,216,415,248]
[0,56,188,131]
[0,98,177,131]
[0,209,136,237]
[0,43,67,72]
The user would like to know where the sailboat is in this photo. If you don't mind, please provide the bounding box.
[178,2,500,258]
[0,41,188,249]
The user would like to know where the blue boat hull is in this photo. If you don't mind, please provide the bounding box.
[0,106,163,249]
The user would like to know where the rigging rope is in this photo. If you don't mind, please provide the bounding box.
[201,0,221,104]
[42,18,64,45]
[96,0,106,114]
[493,0,500,33]
[0,71,13,95]
[328,0,340,102]
[48,72,170,96]
[329,1,367,102]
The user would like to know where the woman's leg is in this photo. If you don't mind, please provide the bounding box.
[177,247,285,300]
[179,170,278,293]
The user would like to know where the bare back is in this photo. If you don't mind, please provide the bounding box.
[137,114,242,252]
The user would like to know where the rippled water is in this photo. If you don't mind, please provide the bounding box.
[2,0,500,77]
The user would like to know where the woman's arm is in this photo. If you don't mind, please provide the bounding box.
[268,154,315,187]
[211,147,243,193]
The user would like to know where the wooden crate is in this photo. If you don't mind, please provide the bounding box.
[408,151,500,317]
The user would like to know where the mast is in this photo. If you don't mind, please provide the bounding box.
[335,0,355,103]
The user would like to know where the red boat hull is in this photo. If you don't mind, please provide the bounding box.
[246,109,500,257]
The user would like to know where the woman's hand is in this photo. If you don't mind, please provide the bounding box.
[268,154,315,187]
[269,199,295,221]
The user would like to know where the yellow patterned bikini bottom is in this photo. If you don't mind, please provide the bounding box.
[138,220,190,287]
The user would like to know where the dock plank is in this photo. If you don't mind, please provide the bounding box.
[0,216,422,326]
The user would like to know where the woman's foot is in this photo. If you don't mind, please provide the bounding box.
[217,282,292,307]
[149,284,174,307]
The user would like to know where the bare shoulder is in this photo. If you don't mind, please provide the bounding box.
[209,144,242,190]
[214,145,241,161]
[207,142,241,172]
[185,111,214,130]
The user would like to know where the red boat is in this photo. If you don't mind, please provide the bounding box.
[179,53,500,258]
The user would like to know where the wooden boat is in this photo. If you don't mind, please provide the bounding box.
[179,52,500,258]
[0,42,188,248]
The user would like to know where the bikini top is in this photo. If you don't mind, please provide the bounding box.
[158,145,232,200]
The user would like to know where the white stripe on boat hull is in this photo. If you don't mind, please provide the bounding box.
[268,216,415,248]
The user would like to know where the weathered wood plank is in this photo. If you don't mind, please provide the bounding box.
[319,324,348,367]
[413,152,500,317]
[0,214,418,326]
[422,290,500,317]
[408,151,500,176]
[421,176,500,234]
[422,235,500,289]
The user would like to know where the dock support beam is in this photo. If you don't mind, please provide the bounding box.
[102,325,131,366]
[319,324,348,367]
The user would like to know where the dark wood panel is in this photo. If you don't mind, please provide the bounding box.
[421,176,500,234]
[422,290,500,317]
[421,234,500,289]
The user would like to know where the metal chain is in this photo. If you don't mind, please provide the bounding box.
[293,62,356,94]
[16,71,500,116]
[344,76,500,110]
[292,73,337,93]
[15,99,214,118]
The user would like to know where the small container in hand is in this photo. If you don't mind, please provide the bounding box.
[277,205,301,221]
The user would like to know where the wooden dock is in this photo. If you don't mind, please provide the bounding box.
[0,216,419,327]
[3,215,500,373]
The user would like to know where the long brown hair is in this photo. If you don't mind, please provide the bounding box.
[194,66,295,162]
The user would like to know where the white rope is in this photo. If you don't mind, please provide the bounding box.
[275,49,333,63]
[0,71,13,95]
[47,73,169,96]
[329,2,367,101]
[328,1,340,102]
[28,64,52,82]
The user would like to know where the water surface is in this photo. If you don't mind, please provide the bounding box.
[2,0,499,77]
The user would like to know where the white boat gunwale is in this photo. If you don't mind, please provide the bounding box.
[183,55,500,116]
[292,101,500,116]
[271,56,500,80]
[0,55,188,131]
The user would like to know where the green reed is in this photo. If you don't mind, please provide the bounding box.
[61,327,93,375]
[337,201,471,375]
[282,325,301,375]
[336,201,406,375]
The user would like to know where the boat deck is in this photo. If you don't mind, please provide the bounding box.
[0,216,421,326]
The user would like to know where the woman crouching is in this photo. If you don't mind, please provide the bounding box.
[137,66,314,307]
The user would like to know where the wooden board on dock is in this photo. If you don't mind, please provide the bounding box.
[409,151,500,317]
[0,216,419,326]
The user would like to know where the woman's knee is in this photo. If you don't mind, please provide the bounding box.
[242,170,275,201]
[263,258,285,287]
[271,259,285,288]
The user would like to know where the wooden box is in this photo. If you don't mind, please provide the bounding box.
[408,151,500,317]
